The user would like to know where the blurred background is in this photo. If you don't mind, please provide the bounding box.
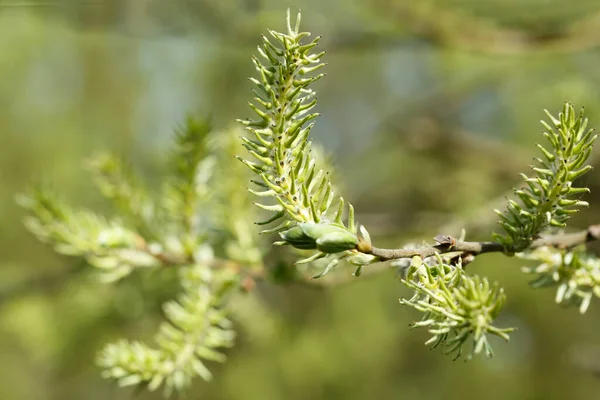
[3,0,600,399]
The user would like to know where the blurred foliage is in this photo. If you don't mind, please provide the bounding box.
[3,0,600,399]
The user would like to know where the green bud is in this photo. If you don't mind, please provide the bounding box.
[279,225,317,250]
[280,223,358,253]
[316,230,358,253]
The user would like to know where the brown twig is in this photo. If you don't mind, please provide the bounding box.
[369,224,600,262]
[134,235,192,266]
[9,226,597,304]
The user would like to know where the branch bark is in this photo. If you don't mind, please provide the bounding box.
[369,224,600,261]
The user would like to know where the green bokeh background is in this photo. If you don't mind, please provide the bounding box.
[2,1,600,399]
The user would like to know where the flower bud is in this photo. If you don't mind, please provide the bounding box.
[280,223,358,253]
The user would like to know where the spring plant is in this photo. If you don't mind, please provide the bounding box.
[19,9,600,396]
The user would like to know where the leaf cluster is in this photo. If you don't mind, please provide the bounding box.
[237,10,377,277]
[19,117,257,394]
[494,103,596,253]
[98,265,236,396]
[18,190,157,283]
[521,245,600,314]
[400,255,514,359]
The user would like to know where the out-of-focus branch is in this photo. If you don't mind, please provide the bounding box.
[134,235,191,266]
[207,2,600,55]
[23,0,600,56]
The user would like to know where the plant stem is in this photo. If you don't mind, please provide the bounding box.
[369,224,600,261]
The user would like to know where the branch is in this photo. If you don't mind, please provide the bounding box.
[177,3,600,56]
[369,224,600,261]
[371,240,502,261]
[134,235,192,266]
